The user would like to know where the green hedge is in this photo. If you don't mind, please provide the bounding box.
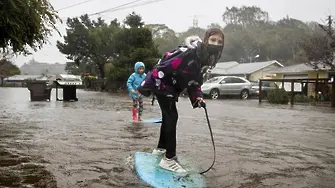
[267,88,289,104]
[294,94,312,103]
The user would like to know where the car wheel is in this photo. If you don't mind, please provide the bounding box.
[240,89,249,100]
[210,89,219,99]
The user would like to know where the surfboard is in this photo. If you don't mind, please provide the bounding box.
[130,117,162,124]
[141,117,162,123]
[134,152,206,188]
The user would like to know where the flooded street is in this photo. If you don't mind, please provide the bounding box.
[1,87,335,188]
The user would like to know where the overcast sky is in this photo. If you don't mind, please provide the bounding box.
[11,0,334,66]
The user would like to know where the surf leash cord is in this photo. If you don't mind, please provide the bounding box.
[151,95,155,106]
[199,104,216,175]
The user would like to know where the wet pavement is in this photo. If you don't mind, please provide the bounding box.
[0,87,335,188]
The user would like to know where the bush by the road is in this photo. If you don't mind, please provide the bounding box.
[294,94,312,103]
[267,88,289,104]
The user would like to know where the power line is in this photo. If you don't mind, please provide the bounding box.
[107,0,165,14]
[88,0,165,17]
[58,0,143,20]
[57,0,98,11]
[88,0,143,16]
[59,0,165,21]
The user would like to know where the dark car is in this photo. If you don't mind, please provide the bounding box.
[251,81,278,98]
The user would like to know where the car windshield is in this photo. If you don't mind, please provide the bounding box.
[205,77,222,83]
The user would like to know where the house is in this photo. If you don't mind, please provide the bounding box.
[269,63,331,79]
[269,63,333,97]
[3,75,41,87]
[20,60,66,75]
[210,60,284,81]
[214,61,239,70]
[3,74,58,87]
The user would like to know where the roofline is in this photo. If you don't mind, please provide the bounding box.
[209,75,250,80]
[270,69,330,74]
[248,60,284,74]
[211,60,285,75]
[211,73,249,75]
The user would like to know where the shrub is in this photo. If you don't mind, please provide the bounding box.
[294,94,311,103]
[267,88,289,104]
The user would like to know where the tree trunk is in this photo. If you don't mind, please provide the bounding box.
[0,76,3,87]
[332,81,335,108]
[98,64,105,91]
[97,63,105,79]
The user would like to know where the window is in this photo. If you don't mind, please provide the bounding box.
[262,81,270,87]
[222,77,232,83]
[230,77,246,83]
[205,77,220,83]
[261,81,277,87]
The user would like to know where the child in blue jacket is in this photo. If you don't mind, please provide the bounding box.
[127,62,146,121]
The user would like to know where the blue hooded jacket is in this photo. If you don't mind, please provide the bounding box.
[127,62,146,99]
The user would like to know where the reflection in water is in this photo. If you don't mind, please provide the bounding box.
[0,87,334,188]
[124,123,147,139]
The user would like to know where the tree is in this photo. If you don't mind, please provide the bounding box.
[108,13,160,81]
[65,62,83,75]
[126,6,334,67]
[145,24,179,54]
[221,7,270,62]
[58,12,160,83]
[124,12,144,28]
[300,16,335,69]
[0,0,60,56]
[219,6,312,65]
[87,23,120,78]
[57,15,120,79]
[0,59,20,86]
[177,27,206,44]
[222,6,269,26]
[300,33,332,67]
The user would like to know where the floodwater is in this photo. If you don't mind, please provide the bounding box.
[0,87,335,188]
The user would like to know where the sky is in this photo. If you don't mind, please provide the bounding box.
[10,0,334,67]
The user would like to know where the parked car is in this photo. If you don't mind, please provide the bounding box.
[250,81,278,98]
[201,76,253,99]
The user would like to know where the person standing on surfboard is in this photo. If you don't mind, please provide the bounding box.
[138,28,224,173]
[127,61,147,122]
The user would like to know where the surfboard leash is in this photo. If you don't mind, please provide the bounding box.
[199,104,216,175]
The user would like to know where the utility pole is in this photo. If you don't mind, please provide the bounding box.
[327,15,335,49]
[319,15,335,41]
[319,15,335,107]
[317,16,335,62]
[327,15,333,36]
[193,15,199,28]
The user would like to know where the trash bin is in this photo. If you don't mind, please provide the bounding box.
[26,80,52,101]
[62,85,79,101]
[54,74,82,101]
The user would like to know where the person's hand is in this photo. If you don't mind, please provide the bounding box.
[196,97,206,108]
[130,89,135,94]
[137,91,142,97]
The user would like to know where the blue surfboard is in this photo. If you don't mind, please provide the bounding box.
[141,117,162,123]
[134,152,206,188]
[130,117,162,124]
